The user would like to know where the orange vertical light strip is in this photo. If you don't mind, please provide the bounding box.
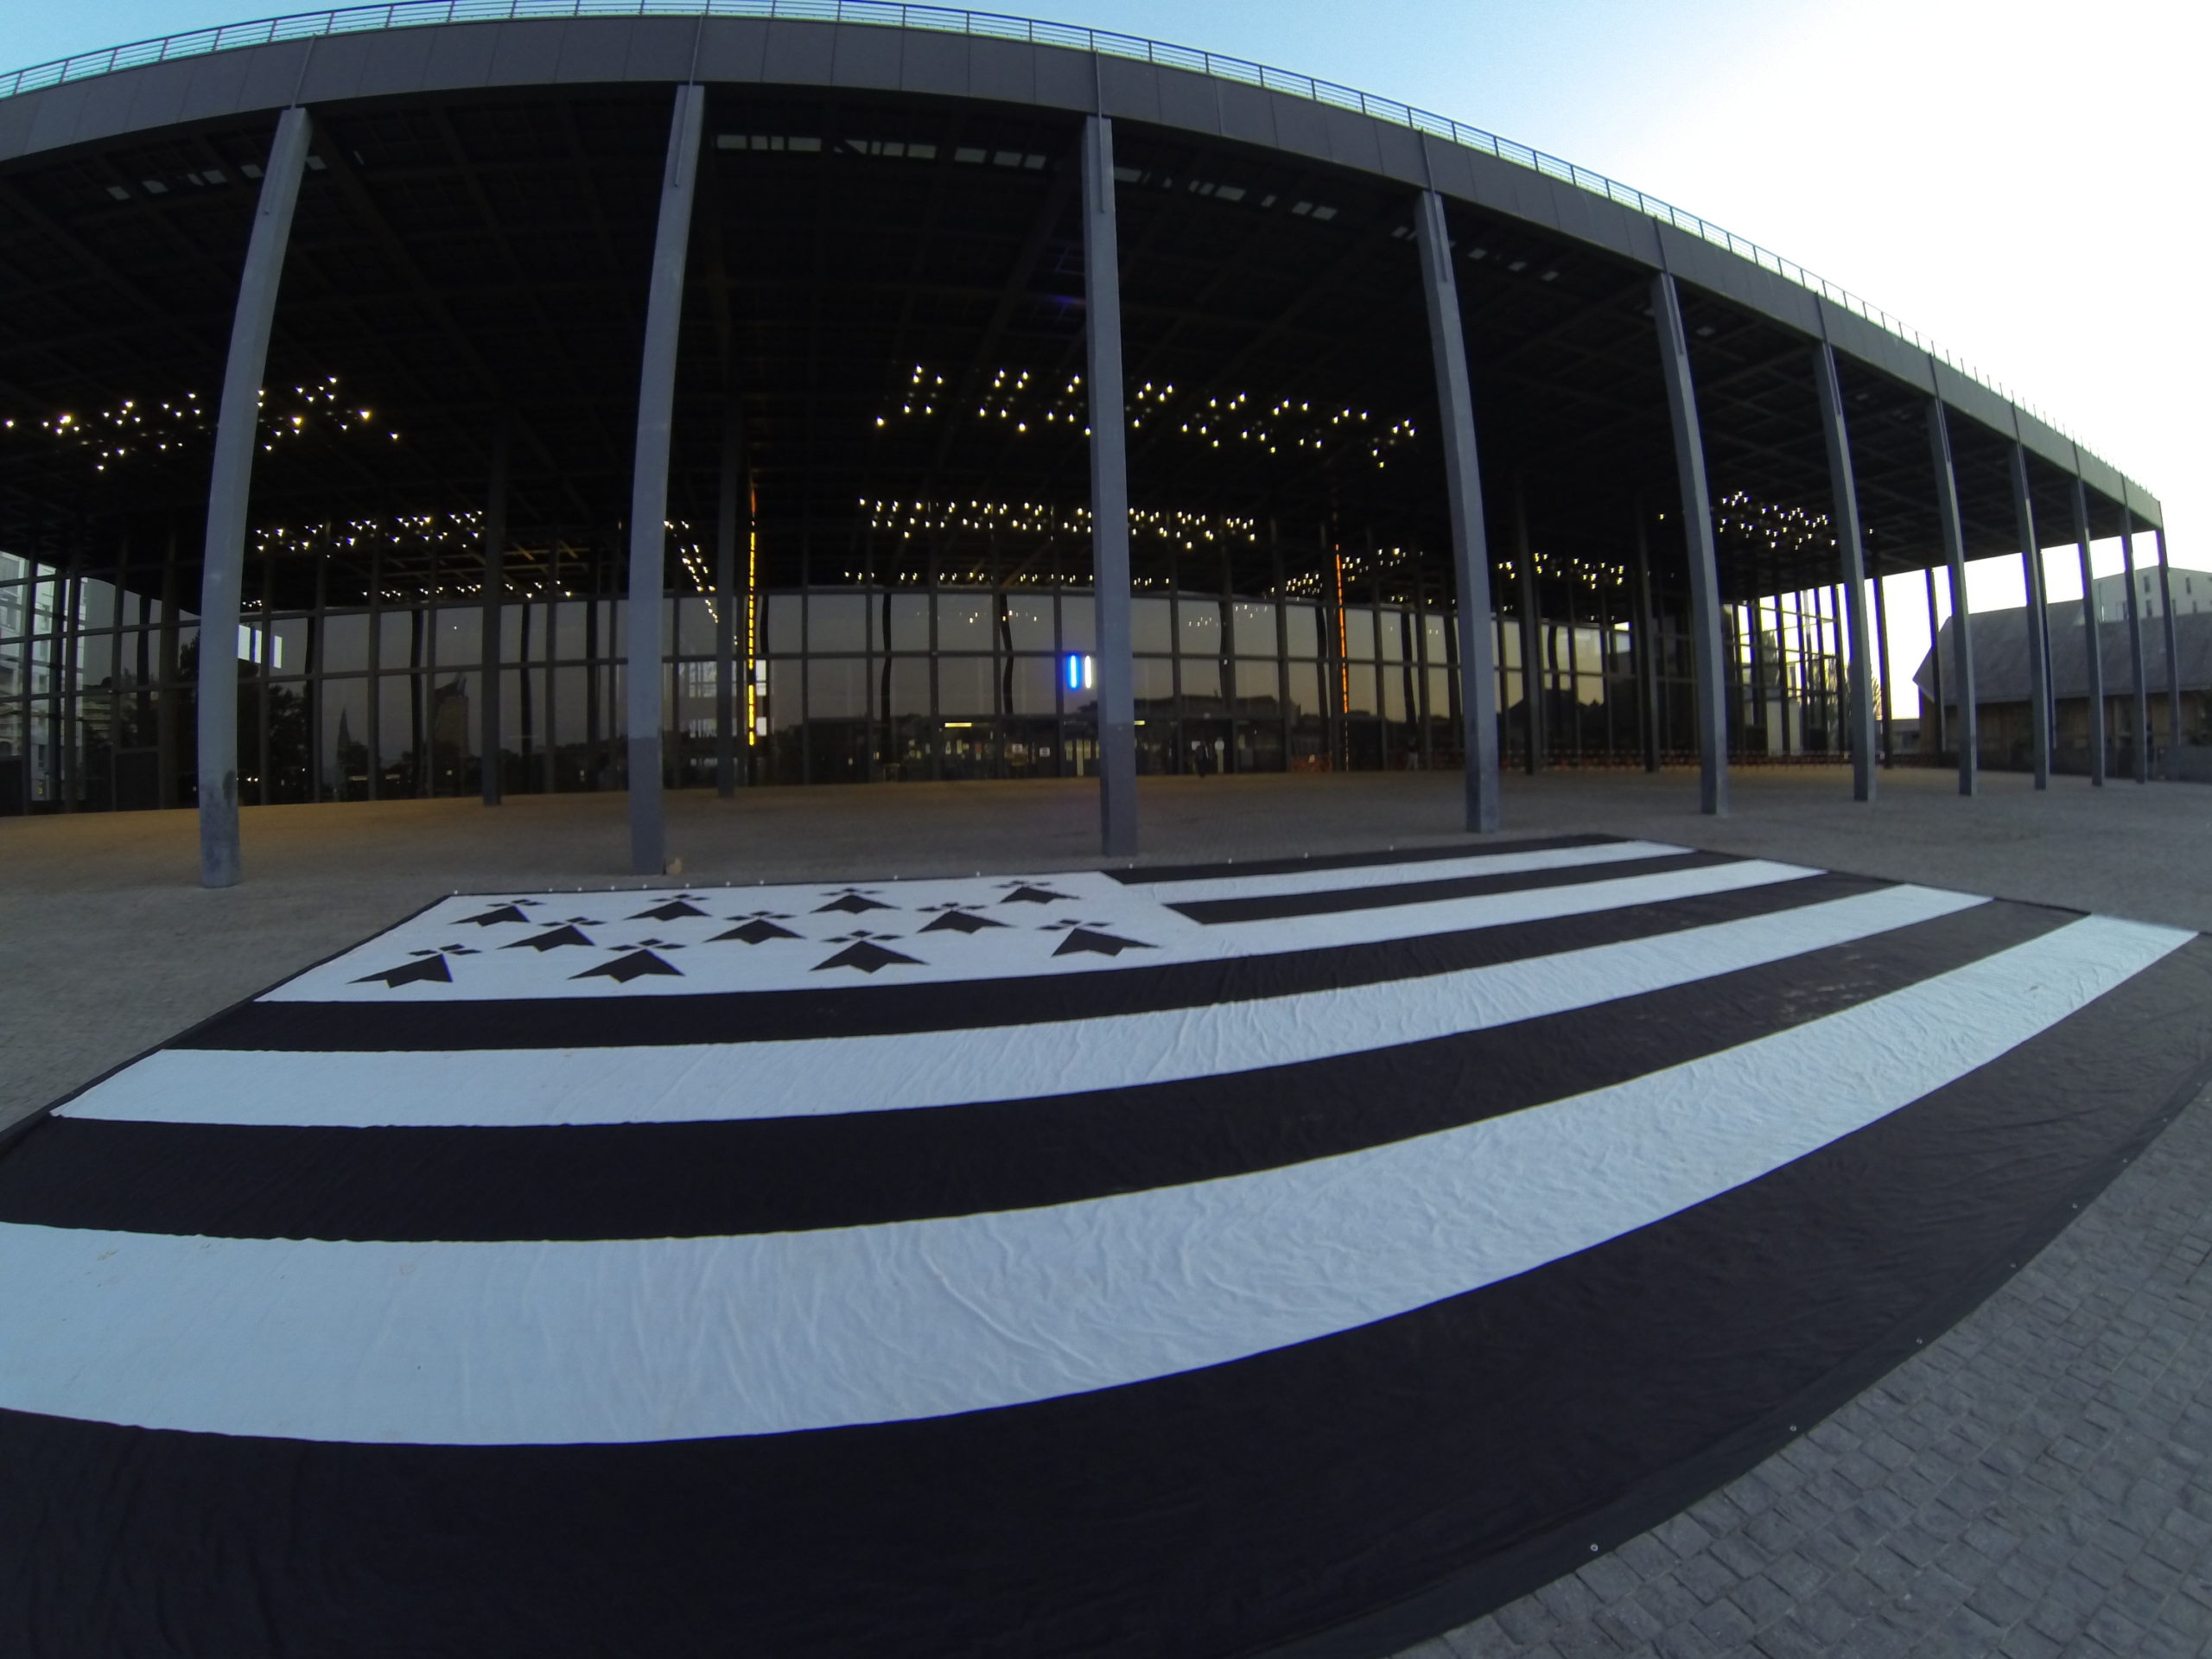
[1332,546,1350,717]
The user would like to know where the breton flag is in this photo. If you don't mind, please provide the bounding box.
[2,833,2207,1656]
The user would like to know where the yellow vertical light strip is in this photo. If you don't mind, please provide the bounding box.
[744,482,759,743]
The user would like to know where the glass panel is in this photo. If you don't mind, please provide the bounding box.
[1424,613,1448,664]
[1573,625,1603,678]
[1003,594,1052,652]
[1286,661,1322,718]
[435,610,480,668]
[1427,667,1450,719]
[1234,660,1278,705]
[765,594,803,655]
[1344,662,1377,715]
[677,597,719,658]
[549,666,592,756]
[1344,610,1376,660]
[1008,656,1054,715]
[888,594,930,652]
[766,658,802,731]
[1233,601,1276,657]
[321,677,371,799]
[1130,597,1172,653]
[270,619,308,677]
[807,658,868,720]
[1382,667,1408,721]
[808,594,868,653]
[1178,597,1222,657]
[552,600,590,664]
[501,604,534,667]
[937,592,993,651]
[378,674,416,785]
[1378,610,1407,662]
[1132,657,1173,705]
[1059,594,1095,654]
[378,610,416,670]
[1283,603,1319,658]
[886,657,929,716]
[938,656,995,715]
[1179,656,1222,702]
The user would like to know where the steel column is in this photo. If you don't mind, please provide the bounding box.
[625,82,704,874]
[715,404,741,798]
[1082,114,1137,856]
[2157,526,2182,761]
[2008,443,2051,789]
[1923,568,1946,759]
[1813,342,1876,801]
[1650,272,1728,816]
[1928,399,1977,794]
[2120,500,2149,784]
[196,105,311,887]
[2071,474,2105,786]
[1633,502,1661,772]
[1513,483,1541,773]
[1872,568,1892,765]
[480,418,508,805]
[1412,188,1500,832]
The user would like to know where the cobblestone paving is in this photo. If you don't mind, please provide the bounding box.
[1398,1078,2212,1659]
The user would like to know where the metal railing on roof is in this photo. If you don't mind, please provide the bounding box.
[0,0,2106,473]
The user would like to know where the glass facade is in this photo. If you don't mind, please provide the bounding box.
[0,527,1856,813]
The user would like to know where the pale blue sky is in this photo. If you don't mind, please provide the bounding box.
[7,1,2203,710]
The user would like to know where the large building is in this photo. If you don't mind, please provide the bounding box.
[0,4,2172,869]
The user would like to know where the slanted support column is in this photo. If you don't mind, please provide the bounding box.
[1928,398,1977,795]
[1923,568,1946,758]
[2120,499,2149,784]
[1650,271,1727,816]
[198,105,312,888]
[1872,565,1893,765]
[2071,473,2105,786]
[1513,483,1541,774]
[1082,114,1137,856]
[626,81,705,874]
[480,417,509,806]
[715,404,741,798]
[2009,442,2051,789]
[1633,500,1662,772]
[1813,340,1876,803]
[1412,187,1500,832]
[2157,525,2182,765]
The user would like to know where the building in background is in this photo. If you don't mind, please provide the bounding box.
[1914,605,2212,776]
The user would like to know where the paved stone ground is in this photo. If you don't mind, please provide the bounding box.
[1401,1069,2212,1659]
[6,764,2212,1657]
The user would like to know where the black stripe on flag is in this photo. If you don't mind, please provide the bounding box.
[175,861,1856,1054]
[1113,830,1622,884]
[1166,848,1738,925]
[0,899,2068,1243]
[3,938,2204,1659]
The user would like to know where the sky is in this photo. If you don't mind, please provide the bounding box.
[6,0,2204,712]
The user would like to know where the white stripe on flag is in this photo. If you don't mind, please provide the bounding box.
[0,915,2183,1445]
[1117,838,1688,902]
[259,855,1814,1003]
[65,882,1974,1129]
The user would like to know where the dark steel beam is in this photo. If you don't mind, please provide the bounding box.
[1414,187,1499,833]
[1814,340,1875,803]
[1652,271,1727,817]
[626,82,705,874]
[199,105,310,887]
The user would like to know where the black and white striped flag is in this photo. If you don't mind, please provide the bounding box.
[2,833,2205,1656]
